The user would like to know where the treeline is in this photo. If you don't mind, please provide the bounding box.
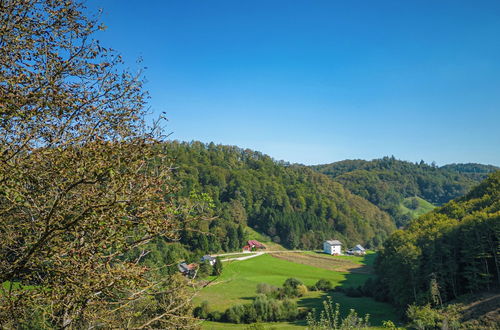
[373,171,500,309]
[164,141,395,251]
[312,157,496,226]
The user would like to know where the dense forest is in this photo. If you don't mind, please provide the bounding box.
[165,141,395,252]
[373,171,500,309]
[312,158,497,227]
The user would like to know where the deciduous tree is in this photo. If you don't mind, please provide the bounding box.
[0,0,200,328]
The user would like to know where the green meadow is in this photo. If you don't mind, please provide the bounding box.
[399,196,435,219]
[196,253,398,329]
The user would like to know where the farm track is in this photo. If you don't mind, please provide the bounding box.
[216,250,313,262]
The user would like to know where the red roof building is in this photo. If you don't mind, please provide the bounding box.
[247,240,265,249]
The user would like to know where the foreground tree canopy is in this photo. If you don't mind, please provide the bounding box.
[0,0,199,328]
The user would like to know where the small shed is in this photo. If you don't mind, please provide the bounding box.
[201,255,216,266]
[323,240,342,255]
[352,244,366,255]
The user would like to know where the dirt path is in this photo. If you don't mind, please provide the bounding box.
[216,250,313,262]
[221,252,264,262]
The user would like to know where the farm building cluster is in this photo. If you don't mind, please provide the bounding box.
[242,240,266,252]
[323,240,366,256]
[178,254,217,278]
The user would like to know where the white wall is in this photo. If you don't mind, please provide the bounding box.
[323,242,341,255]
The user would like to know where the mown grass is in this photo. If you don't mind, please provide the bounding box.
[196,253,398,328]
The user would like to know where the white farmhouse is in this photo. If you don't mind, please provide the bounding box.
[323,240,342,255]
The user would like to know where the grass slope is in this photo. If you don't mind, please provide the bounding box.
[399,196,435,219]
[196,253,398,328]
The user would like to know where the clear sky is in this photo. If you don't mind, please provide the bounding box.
[86,0,500,166]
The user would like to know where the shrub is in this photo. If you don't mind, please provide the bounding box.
[297,284,308,297]
[221,294,301,324]
[193,300,210,319]
[225,304,246,324]
[198,261,213,278]
[307,297,371,329]
[344,286,363,297]
[406,304,441,330]
[208,311,222,322]
[284,278,302,288]
[256,283,278,296]
[315,279,333,291]
[212,257,223,275]
[281,278,303,298]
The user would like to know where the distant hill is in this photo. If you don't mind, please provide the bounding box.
[166,141,395,251]
[311,157,497,226]
[441,163,499,180]
[375,171,500,310]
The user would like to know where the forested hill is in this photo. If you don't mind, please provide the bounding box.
[166,141,395,251]
[311,157,498,227]
[374,171,500,310]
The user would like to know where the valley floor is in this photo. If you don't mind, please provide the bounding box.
[195,252,399,329]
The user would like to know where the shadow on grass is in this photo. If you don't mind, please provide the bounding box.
[295,253,400,326]
[239,296,255,301]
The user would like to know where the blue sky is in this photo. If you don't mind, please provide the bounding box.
[87,0,500,166]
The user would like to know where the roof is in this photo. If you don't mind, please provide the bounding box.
[201,255,215,261]
[354,244,365,251]
[178,262,198,272]
[324,240,342,245]
[178,262,189,272]
[248,240,265,248]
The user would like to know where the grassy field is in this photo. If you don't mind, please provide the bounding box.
[196,253,398,328]
[399,196,435,219]
[271,251,374,274]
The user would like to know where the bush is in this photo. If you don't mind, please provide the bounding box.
[225,304,246,324]
[208,311,222,322]
[193,300,210,319]
[197,261,213,278]
[297,284,308,297]
[307,297,371,329]
[256,283,279,296]
[344,286,363,297]
[221,294,301,324]
[284,278,302,288]
[281,278,303,298]
[406,304,462,330]
[315,279,333,291]
[308,285,318,291]
[212,257,223,275]
[406,304,441,330]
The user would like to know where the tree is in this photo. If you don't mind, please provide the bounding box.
[0,0,200,328]
[213,257,223,276]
